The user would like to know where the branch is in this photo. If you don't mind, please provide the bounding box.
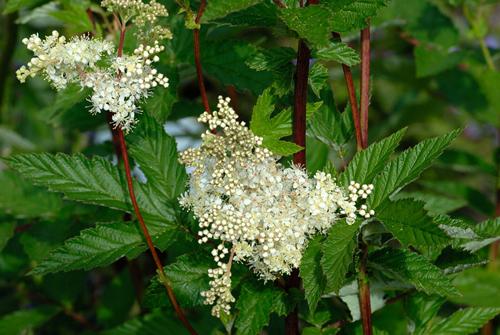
[358,242,373,335]
[194,0,210,114]
[111,22,198,335]
[332,32,362,151]
[272,0,286,8]
[0,12,18,122]
[359,23,371,149]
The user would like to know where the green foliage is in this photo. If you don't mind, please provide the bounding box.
[368,130,461,209]
[235,282,288,335]
[308,104,354,149]
[0,306,60,335]
[421,307,500,335]
[30,221,177,275]
[300,236,326,313]
[103,309,185,335]
[5,153,176,223]
[321,221,361,293]
[315,42,360,66]
[202,0,264,22]
[451,268,500,308]
[369,248,459,297]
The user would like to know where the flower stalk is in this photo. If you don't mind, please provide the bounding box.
[193,0,210,114]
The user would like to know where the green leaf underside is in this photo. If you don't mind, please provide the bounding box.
[368,129,461,209]
[6,153,175,223]
[321,220,361,293]
[369,248,459,297]
[377,199,450,249]
[30,221,178,275]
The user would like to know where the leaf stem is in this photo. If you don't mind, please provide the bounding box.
[332,32,362,151]
[358,22,373,335]
[112,21,198,335]
[194,0,211,114]
[479,39,496,71]
[359,23,371,149]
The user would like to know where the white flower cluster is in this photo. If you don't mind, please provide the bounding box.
[179,96,375,317]
[16,32,169,132]
[101,0,171,41]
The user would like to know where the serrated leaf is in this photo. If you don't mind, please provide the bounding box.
[369,248,459,297]
[405,293,445,333]
[368,129,461,209]
[246,47,295,73]
[30,221,178,275]
[423,307,500,335]
[392,191,467,215]
[144,253,211,308]
[143,88,177,124]
[0,306,60,335]
[377,199,450,249]
[5,153,175,223]
[235,282,287,335]
[309,63,329,97]
[325,0,388,32]
[339,128,407,186]
[300,236,326,313]
[315,42,360,66]
[128,115,187,200]
[321,221,361,293]
[308,104,354,148]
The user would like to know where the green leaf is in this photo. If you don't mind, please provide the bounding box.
[315,42,360,66]
[202,0,263,22]
[30,221,178,275]
[3,0,47,14]
[308,63,329,97]
[423,307,500,335]
[369,248,459,297]
[144,254,211,308]
[368,129,461,209]
[128,115,187,200]
[0,126,36,151]
[5,153,175,223]
[0,171,63,219]
[143,87,177,124]
[250,88,304,156]
[321,220,361,293]
[324,0,388,32]
[212,2,278,27]
[339,128,407,186]
[246,47,295,73]
[0,306,60,335]
[235,282,287,335]
[414,44,465,78]
[308,104,354,149]
[376,199,450,249]
[102,309,185,335]
[451,268,500,308]
[392,191,467,215]
[300,236,326,313]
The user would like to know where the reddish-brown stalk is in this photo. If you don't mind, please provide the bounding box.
[272,0,286,8]
[332,32,362,151]
[285,2,318,334]
[359,24,371,148]
[194,0,210,114]
[110,21,198,335]
[358,22,373,335]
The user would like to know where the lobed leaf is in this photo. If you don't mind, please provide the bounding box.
[315,42,360,66]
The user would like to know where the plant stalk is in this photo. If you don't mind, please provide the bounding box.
[0,12,18,122]
[359,23,371,148]
[112,22,198,335]
[332,32,362,151]
[194,0,210,114]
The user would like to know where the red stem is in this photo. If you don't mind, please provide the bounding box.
[332,32,362,151]
[286,3,318,334]
[111,21,198,335]
[272,0,286,8]
[359,23,371,149]
[358,22,373,335]
[194,0,210,114]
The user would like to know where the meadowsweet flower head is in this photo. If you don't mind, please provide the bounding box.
[179,96,375,317]
[17,31,169,133]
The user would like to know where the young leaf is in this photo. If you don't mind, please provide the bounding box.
[30,221,178,275]
[308,105,354,149]
[235,282,288,335]
[369,248,459,297]
[422,307,500,335]
[315,42,360,66]
[321,220,361,293]
[5,153,175,223]
[339,128,407,186]
[128,115,187,200]
[300,236,326,313]
[368,129,461,209]
[376,199,450,249]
